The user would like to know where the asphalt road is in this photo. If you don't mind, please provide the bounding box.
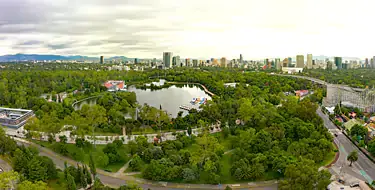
[317,109,375,184]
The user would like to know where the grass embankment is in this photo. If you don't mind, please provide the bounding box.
[33,140,129,173]
[319,143,337,167]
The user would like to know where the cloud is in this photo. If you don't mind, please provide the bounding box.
[0,0,375,59]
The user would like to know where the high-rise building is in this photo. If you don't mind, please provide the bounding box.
[240,54,243,64]
[275,58,281,70]
[373,56,375,68]
[193,59,198,67]
[163,52,173,68]
[134,58,138,64]
[172,56,181,67]
[282,58,288,67]
[185,58,189,67]
[296,55,304,68]
[307,54,313,69]
[334,57,342,69]
[221,57,227,67]
[365,58,369,68]
[100,56,104,64]
[288,57,293,67]
[176,56,180,67]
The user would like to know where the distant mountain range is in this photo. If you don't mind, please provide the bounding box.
[0,54,132,62]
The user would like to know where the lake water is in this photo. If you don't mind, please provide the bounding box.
[73,83,211,118]
[128,84,211,117]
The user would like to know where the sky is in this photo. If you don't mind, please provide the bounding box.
[0,0,375,59]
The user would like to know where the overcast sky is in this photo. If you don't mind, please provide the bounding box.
[0,0,374,59]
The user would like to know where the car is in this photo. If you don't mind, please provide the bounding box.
[0,168,3,173]
[104,169,111,172]
[350,182,359,187]
[334,133,338,137]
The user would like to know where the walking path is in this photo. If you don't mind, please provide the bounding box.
[115,159,131,177]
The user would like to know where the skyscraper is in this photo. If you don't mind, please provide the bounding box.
[163,52,173,68]
[240,54,243,64]
[373,56,375,68]
[193,59,198,67]
[307,54,313,69]
[288,57,293,67]
[282,58,288,67]
[275,58,281,70]
[134,58,138,64]
[221,57,227,68]
[100,56,104,64]
[334,57,342,69]
[365,58,369,68]
[296,55,304,68]
[175,56,180,67]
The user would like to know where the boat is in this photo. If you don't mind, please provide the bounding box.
[190,98,197,105]
[199,97,206,104]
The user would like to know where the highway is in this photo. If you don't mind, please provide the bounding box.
[317,109,375,184]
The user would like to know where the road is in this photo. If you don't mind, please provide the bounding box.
[0,158,12,172]
[14,137,277,190]
[317,109,375,184]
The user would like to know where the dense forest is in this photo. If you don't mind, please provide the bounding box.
[0,64,332,188]
[302,68,375,88]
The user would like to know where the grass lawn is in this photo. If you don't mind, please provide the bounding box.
[220,153,235,184]
[32,140,129,173]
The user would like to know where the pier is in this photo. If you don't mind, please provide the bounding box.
[179,105,192,111]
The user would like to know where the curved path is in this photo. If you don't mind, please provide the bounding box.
[13,137,277,189]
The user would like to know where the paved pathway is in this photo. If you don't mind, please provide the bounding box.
[0,158,12,172]
[115,159,131,177]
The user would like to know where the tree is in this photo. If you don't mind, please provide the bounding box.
[279,159,331,190]
[66,173,77,190]
[84,165,92,185]
[0,171,19,189]
[40,156,57,179]
[182,168,196,182]
[17,180,48,190]
[350,124,367,139]
[129,154,142,171]
[225,185,232,190]
[27,157,48,182]
[369,140,375,156]
[80,165,87,188]
[59,135,68,144]
[347,151,358,167]
[89,153,97,176]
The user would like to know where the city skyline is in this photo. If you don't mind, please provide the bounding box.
[1,0,375,59]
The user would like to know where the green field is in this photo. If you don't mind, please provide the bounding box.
[33,140,129,172]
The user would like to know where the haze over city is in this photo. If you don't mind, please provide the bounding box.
[1,0,375,59]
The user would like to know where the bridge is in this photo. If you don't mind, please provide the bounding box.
[276,74,375,112]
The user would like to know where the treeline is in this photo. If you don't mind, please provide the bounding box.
[302,68,375,88]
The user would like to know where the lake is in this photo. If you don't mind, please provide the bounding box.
[73,82,211,118]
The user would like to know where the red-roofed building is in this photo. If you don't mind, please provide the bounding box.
[295,90,309,98]
[103,81,127,92]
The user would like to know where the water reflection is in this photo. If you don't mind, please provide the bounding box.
[73,83,211,118]
[128,84,211,117]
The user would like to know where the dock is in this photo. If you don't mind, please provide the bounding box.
[179,105,192,111]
